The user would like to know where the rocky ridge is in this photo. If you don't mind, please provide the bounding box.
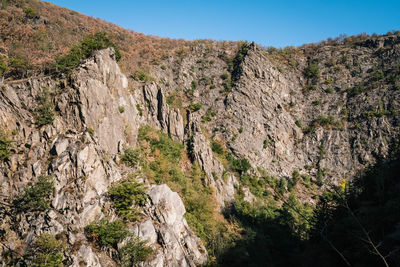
[0,32,400,266]
[0,49,207,266]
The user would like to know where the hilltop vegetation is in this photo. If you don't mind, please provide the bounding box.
[0,0,240,79]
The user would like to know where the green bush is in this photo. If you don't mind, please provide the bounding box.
[304,84,317,92]
[34,87,55,127]
[14,175,54,212]
[312,99,321,106]
[55,32,121,74]
[133,70,154,82]
[347,83,366,96]
[136,104,143,116]
[288,170,300,190]
[303,115,344,133]
[223,78,232,93]
[8,56,30,77]
[226,154,251,175]
[118,106,125,113]
[303,60,320,84]
[0,55,7,76]
[191,80,197,90]
[363,103,392,118]
[27,233,65,267]
[120,236,153,266]
[188,102,202,112]
[139,126,183,161]
[0,131,12,161]
[295,120,302,128]
[86,219,129,248]
[23,6,40,19]
[121,148,140,167]
[201,108,217,122]
[316,168,324,186]
[109,176,147,221]
[277,178,287,196]
[211,141,224,155]
[166,95,175,105]
[325,87,334,94]
[220,73,229,80]
[263,138,269,149]
[315,115,343,129]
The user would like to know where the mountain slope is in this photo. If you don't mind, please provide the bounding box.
[0,0,400,266]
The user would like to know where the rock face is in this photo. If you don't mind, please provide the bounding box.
[148,37,400,187]
[0,48,207,266]
[1,33,400,266]
[141,185,207,267]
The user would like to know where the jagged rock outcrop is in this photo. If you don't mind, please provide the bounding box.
[141,83,185,143]
[0,48,207,266]
[137,185,207,267]
[149,39,400,186]
[186,114,237,206]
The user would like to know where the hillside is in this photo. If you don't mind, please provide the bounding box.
[0,0,400,266]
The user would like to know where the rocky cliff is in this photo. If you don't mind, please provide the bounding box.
[0,49,207,266]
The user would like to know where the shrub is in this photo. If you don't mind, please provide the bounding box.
[27,233,65,267]
[227,155,251,175]
[166,95,175,105]
[348,83,365,96]
[315,115,343,129]
[363,104,392,118]
[133,70,154,82]
[295,120,303,128]
[86,127,95,135]
[263,138,269,149]
[120,236,153,266]
[288,170,300,190]
[303,115,344,133]
[220,73,229,80]
[86,219,129,248]
[325,87,334,94]
[303,60,320,84]
[23,6,40,19]
[188,102,202,112]
[201,108,217,122]
[316,169,325,186]
[232,42,250,77]
[136,104,143,116]
[0,131,12,161]
[191,80,197,90]
[121,148,140,167]
[14,175,54,212]
[312,99,321,106]
[277,178,287,196]
[8,56,31,77]
[211,141,224,155]
[118,106,125,113]
[304,84,317,92]
[34,87,55,127]
[109,176,147,221]
[223,78,232,93]
[0,55,7,76]
[55,32,121,74]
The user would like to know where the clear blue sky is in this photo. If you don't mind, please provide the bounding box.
[46,0,399,47]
